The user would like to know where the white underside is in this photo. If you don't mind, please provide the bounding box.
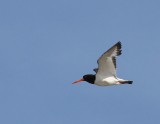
[94,75,126,86]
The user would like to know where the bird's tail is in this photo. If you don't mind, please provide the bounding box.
[119,80,133,84]
[117,78,133,84]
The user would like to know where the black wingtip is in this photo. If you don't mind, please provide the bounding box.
[115,41,122,56]
[116,41,121,49]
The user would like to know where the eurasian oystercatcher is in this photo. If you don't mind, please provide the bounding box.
[72,42,133,86]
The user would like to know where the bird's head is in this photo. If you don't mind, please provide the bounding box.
[72,74,95,84]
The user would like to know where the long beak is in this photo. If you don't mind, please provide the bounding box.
[72,78,84,84]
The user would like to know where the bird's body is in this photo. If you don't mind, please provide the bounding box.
[72,42,133,86]
[95,76,132,86]
[95,76,120,86]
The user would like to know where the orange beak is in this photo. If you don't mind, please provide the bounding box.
[72,78,84,84]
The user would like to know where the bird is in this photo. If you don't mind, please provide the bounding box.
[72,41,133,86]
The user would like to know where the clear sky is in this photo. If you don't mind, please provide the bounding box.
[0,0,160,124]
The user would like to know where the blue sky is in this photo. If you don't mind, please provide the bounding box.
[0,0,160,124]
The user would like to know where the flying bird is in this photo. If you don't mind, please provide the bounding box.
[72,42,133,86]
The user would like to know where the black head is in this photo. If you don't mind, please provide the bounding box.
[83,74,95,84]
[72,74,95,84]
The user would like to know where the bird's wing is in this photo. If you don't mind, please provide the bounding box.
[96,41,122,77]
[93,68,98,73]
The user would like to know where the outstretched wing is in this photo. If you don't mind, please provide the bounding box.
[96,41,122,77]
